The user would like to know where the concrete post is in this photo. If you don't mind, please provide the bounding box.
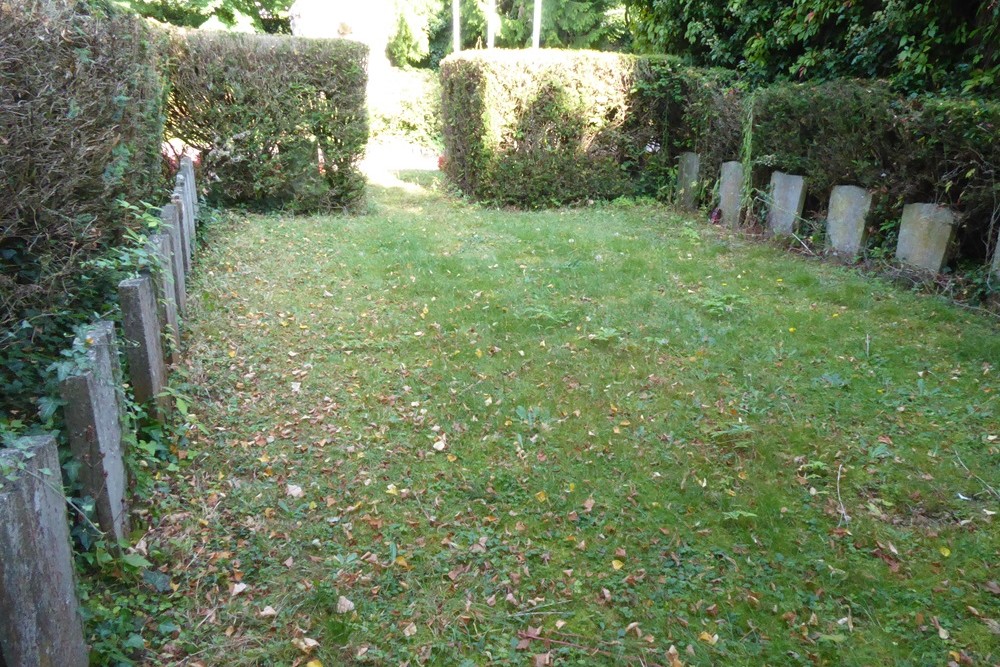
[146,233,181,365]
[0,436,89,667]
[119,276,168,417]
[766,171,807,237]
[60,322,130,542]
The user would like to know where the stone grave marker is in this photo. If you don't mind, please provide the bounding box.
[0,436,89,667]
[146,233,181,364]
[160,203,187,315]
[766,171,807,237]
[719,161,743,229]
[677,152,701,210]
[119,276,168,417]
[171,189,193,275]
[826,185,873,258]
[896,203,956,272]
[60,322,130,542]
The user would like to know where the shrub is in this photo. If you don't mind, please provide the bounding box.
[0,0,168,423]
[749,80,900,195]
[440,49,738,208]
[167,32,368,213]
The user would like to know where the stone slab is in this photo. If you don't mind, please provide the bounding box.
[677,152,701,210]
[171,189,193,275]
[991,235,1000,284]
[826,185,873,258]
[896,203,956,272]
[719,161,743,229]
[119,276,168,417]
[0,436,89,667]
[60,322,130,542]
[146,233,180,364]
[180,156,198,219]
[766,171,807,237]
[160,203,187,315]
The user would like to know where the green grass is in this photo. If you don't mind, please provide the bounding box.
[141,170,998,666]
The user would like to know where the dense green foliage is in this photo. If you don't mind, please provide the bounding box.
[0,0,169,425]
[625,0,999,95]
[119,0,293,33]
[389,0,628,68]
[167,33,369,213]
[440,49,736,207]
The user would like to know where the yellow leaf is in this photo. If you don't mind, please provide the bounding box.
[386,484,399,496]
[447,454,457,462]
[612,559,624,570]
[306,661,324,667]
[475,348,483,358]
[228,349,236,358]
[395,555,410,569]
[535,490,547,502]
[939,546,951,558]
[698,631,718,645]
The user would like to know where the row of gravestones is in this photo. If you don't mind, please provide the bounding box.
[676,151,1000,277]
[0,158,199,667]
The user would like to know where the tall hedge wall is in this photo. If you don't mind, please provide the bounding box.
[440,50,738,208]
[167,33,369,213]
[1,0,168,420]
[750,82,1000,259]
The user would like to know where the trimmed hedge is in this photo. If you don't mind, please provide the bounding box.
[167,33,369,213]
[439,50,739,208]
[1,0,168,418]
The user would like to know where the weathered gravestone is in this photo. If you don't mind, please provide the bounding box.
[766,171,807,237]
[991,238,1000,284]
[160,203,187,315]
[896,203,957,273]
[119,276,168,417]
[146,233,181,364]
[60,322,130,542]
[0,436,89,667]
[719,161,743,229]
[826,185,873,258]
[677,152,701,210]
[180,156,198,219]
[171,187,192,275]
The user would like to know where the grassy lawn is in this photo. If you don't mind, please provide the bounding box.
[146,169,999,666]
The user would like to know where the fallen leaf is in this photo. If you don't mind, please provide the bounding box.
[698,631,718,645]
[286,484,304,498]
[535,490,547,502]
[292,637,319,653]
[259,605,277,618]
[336,596,355,614]
[533,652,551,666]
[403,622,417,637]
[306,661,324,667]
[612,560,625,571]
[230,582,247,597]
